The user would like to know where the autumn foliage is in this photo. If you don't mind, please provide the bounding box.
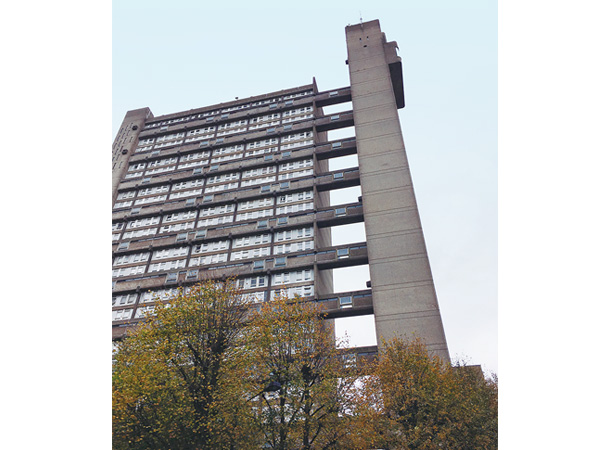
[112,282,497,449]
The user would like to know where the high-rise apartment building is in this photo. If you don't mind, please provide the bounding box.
[112,20,450,361]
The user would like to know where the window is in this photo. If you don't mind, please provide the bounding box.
[185,198,196,207]
[257,220,268,229]
[166,272,179,283]
[331,142,342,149]
[176,232,188,242]
[337,248,349,258]
[282,151,291,158]
[195,229,206,239]
[186,269,198,280]
[193,167,203,175]
[260,185,271,193]
[112,293,138,307]
[335,207,347,216]
[331,114,340,121]
[277,217,288,226]
[280,181,290,190]
[117,242,129,251]
[339,296,353,308]
[253,260,265,270]
[274,257,286,267]
[232,233,272,248]
[203,194,213,203]
[333,172,344,179]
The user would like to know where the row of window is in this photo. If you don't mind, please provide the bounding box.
[113,284,316,322]
[116,166,314,207]
[113,205,315,246]
[137,112,314,151]
[142,93,314,131]
[117,152,313,192]
[112,267,315,321]
[113,230,315,269]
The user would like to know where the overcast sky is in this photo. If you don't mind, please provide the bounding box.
[113,0,498,375]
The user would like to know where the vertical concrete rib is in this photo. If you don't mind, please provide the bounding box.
[346,20,450,361]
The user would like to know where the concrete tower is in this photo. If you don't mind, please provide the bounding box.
[112,19,449,362]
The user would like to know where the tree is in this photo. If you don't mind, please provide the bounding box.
[236,294,367,450]
[112,280,256,450]
[362,337,498,450]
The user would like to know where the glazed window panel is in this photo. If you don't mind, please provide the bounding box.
[113,200,133,209]
[230,246,271,261]
[274,240,314,255]
[138,185,170,196]
[237,197,274,211]
[271,285,314,299]
[232,233,272,248]
[276,201,314,215]
[204,182,239,194]
[280,131,314,142]
[122,227,158,239]
[235,208,273,222]
[148,259,187,273]
[135,306,156,318]
[147,157,178,168]
[112,265,147,278]
[117,191,136,200]
[271,269,314,285]
[152,247,189,260]
[112,293,138,307]
[278,169,314,180]
[242,166,277,178]
[192,240,230,255]
[274,227,314,242]
[158,221,194,234]
[145,166,175,176]
[241,175,276,187]
[197,215,234,227]
[112,309,134,321]
[169,189,202,200]
[238,275,268,289]
[140,288,180,304]
[199,204,235,217]
[134,195,167,206]
[279,159,314,172]
[113,252,150,266]
[207,173,240,184]
[126,217,161,229]
[246,138,279,150]
[163,211,197,223]
[277,190,314,204]
[189,253,228,267]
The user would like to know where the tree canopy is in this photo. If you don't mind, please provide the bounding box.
[112,282,497,450]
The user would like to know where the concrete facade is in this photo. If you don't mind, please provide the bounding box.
[112,20,449,362]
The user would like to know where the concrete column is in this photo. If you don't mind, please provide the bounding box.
[112,108,153,203]
[346,20,449,361]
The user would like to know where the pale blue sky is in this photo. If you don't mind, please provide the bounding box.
[113,0,498,374]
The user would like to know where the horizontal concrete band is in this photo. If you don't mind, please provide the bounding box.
[369,278,435,292]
